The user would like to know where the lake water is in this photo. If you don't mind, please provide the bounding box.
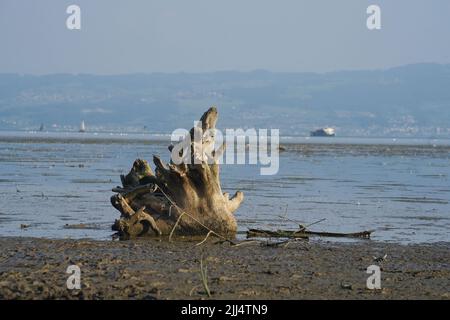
[1,131,449,243]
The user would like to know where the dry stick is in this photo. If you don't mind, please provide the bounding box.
[264,239,292,247]
[276,214,326,231]
[247,221,310,245]
[215,238,289,248]
[169,212,186,242]
[268,237,308,248]
[276,214,303,225]
[196,230,213,246]
[211,239,263,247]
[302,218,327,230]
[156,184,235,245]
[243,221,290,246]
[231,240,261,247]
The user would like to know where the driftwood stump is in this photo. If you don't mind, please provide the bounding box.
[111,107,244,239]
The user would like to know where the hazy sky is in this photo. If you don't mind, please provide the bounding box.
[1,0,450,74]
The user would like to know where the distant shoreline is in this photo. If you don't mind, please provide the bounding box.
[1,130,450,147]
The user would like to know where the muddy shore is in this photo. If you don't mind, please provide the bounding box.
[0,237,449,300]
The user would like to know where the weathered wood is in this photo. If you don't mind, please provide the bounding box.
[303,229,373,239]
[247,228,374,239]
[120,159,155,189]
[111,107,244,240]
[246,229,309,239]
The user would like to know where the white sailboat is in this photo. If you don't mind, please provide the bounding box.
[79,120,86,133]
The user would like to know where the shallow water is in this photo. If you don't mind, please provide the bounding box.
[0,131,449,243]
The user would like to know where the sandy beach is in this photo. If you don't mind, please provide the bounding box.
[0,237,449,300]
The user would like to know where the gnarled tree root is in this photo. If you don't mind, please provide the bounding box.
[111,107,243,240]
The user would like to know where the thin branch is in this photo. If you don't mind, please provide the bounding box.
[230,240,261,247]
[196,230,214,246]
[302,218,327,230]
[169,212,186,242]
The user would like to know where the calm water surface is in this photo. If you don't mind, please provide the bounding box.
[0,131,449,243]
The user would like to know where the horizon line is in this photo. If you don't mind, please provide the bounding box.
[0,62,448,77]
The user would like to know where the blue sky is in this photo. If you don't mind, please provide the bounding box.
[1,0,450,74]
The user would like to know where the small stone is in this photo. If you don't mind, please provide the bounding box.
[218,276,234,282]
[340,283,353,290]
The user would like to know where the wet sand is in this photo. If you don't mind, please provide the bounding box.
[0,237,449,300]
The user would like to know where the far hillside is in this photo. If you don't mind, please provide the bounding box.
[1,63,449,138]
